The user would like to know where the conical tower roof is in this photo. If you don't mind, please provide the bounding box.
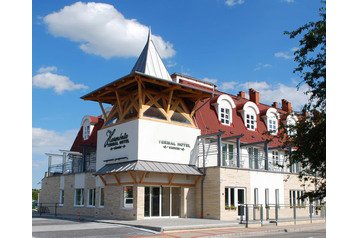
[131,29,172,81]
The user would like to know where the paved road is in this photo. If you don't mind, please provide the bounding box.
[32,217,156,238]
[239,229,326,238]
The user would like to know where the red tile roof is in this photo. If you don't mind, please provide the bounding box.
[70,117,104,153]
[195,94,288,148]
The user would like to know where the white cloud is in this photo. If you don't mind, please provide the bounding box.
[32,66,88,94]
[37,66,57,73]
[32,127,78,156]
[220,81,240,91]
[274,51,293,59]
[202,77,218,84]
[225,0,245,6]
[282,0,295,3]
[43,2,175,59]
[239,81,309,110]
[254,63,272,71]
[217,80,309,110]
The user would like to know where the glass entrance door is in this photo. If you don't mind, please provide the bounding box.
[237,188,246,220]
[144,186,180,218]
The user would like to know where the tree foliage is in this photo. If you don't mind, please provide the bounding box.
[284,2,326,200]
[32,189,40,201]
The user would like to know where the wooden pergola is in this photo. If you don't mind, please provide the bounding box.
[81,71,216,128]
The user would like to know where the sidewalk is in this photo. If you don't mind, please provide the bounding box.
[33,212,325,234]
[133,223,326,238]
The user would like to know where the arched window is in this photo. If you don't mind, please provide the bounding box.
[286,114,298,136]
[212,95,236,126]
[240,101,260,131]
[263,108,280,135]
[81,116,95,140]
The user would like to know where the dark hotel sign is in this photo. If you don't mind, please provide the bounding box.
[104,129,129,150]
[159,140,190,151]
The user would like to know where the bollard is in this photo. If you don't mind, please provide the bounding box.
[260,205,263,227]
[245,204,249,228]
[293,204,296,225]
[253,205,256,220]
[55,203,58,217]
[309,203,313,224]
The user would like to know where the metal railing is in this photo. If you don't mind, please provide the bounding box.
[235,203,325,227]
[37,203,60,216]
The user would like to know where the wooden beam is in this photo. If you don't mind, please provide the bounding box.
[139,172,147,184]
[98,102,107,120]
[168,174,175,185]
[166,90,173,113]
[128,171,137,183]
[99,175,107,186]
[113,173,121,185]
[140,182,196,187]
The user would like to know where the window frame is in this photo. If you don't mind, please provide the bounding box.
[99,187,105,208]
[74,188,84,207]
[219,106,231,126]
[59,189,64,206]
[123,186,134,208]
[245,112,256,130]
[87,188,96,207]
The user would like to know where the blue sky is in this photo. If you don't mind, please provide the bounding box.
[32,0,323,188]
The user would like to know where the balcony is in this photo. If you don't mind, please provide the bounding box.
[45,150,96,176]
[193,132,300,173]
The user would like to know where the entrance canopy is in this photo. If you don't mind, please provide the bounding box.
[95,160,203,176]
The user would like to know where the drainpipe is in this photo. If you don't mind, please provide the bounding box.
[201,138,206,218]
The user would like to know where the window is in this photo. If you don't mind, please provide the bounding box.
[82,123,91,140]
[59,190,64,206]
[123,186,133,208]
[272,151,279,164]
[222,143,235,166]
[290,190,305,207]
[99,188,105,207]
[254,188,259,205]
[74,189,84,206]
[225,187,236,207]
[249,147,260,169]
[246,113,256,130]
[268,119,277,134]
[290,162,302,173]
[213,95,236,126]
[220,107,231,125]
[87,188,96,207]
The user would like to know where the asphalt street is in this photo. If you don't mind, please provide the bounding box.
[238,229,326,238]
[32,217,156,238]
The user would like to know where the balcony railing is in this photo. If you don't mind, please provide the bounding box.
[197,150,295,173]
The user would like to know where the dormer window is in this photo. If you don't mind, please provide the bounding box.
[81,116,96,140]
[212,94,236,126]
[239,101,260,131]
[84,125,90,140]
[246,113,256,130]
[286,114,298,136]
[262,108,280,135]
[268,119,277,134]
[220,107,231,125]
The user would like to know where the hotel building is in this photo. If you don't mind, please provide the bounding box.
[39,31,315,221]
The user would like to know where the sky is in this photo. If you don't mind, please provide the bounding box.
[32,0,323,188]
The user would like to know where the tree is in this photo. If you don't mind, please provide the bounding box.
[284,2,326,200]
[32,189,40,201]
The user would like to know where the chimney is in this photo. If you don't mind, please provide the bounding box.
[249,88,259,104]
[272,102,278,108]
[238,91,245,98]
[281,99,292,112]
